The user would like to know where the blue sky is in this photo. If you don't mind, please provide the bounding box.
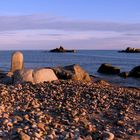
[0,0,140,50]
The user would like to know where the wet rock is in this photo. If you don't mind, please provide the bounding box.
[129,65,140,78]
[98,63,120,74]
[119,72,129,78]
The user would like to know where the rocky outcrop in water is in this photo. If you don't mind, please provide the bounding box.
[98,63,120,74]
[50,46,76,53]
[129,66,140,78]
[119,47,140,53]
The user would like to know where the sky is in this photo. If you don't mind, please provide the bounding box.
[0,0,140,50]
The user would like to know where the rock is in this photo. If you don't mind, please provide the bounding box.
[33,68,58,83]
[13,68,58,84]
[19,132,30,140]
[98,63,120,74]
[37,122,45,131]
[119,72,129,78]
[13,69,34,84]
[11,51,24,72]
[119,47,140,53]
[50,46,76,53]
[53,64,91,82]
[129,66,140,78]
[95,80,110,86]
[52,67,73,80]
[103,131,114,140]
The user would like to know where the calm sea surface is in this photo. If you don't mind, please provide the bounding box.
[0,50,139,87]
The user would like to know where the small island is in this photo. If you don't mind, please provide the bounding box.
[50,46,76,53]
[119,47,140,53]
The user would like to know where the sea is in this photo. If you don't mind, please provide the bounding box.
[0,50,139,87]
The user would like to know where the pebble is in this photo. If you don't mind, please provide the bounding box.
[19,131,31,140]
[0,80,138,139]
[103,131,114,140]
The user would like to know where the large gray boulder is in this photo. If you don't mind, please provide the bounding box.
[98,63,120,74]
[129,66,140,78]
[13,68,58,84]
[11,51,24,72]
[53,64,91,82]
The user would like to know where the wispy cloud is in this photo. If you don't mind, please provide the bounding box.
[0,14,140,50]
[0,14,140,32]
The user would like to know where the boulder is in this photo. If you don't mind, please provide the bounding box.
[52,67,72,80]
[13,69,34,84]
[53,64,91,82]
[33,68,58,83]
[11,51,24,72]
[98,64,120,74]
[129,66,140,78]
[119,72,129,78]
[13,68,58,84]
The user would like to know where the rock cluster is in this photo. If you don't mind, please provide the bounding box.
[0,80,139,139]
[13,68,58,84]
[50,46,76,53]
[119,47,140,53]
[97,63,140,79]
[1,52,91,84]
[53,64,91,82]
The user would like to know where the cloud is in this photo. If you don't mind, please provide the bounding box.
[0,14,140,32]
[0,14,140,50]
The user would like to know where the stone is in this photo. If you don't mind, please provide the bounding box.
[37,122,45,131]
[53,64,91,82]
[98,63,120,74]
[11,51,24,72]
[119,72,129,78]
[103,131,114,140]
[19,132,30,140]
[95,80,110,86]
[33,68,58,83]
[13,68,58,84]
[129,66,140,78]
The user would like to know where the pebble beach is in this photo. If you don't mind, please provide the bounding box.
[0,80,139,140]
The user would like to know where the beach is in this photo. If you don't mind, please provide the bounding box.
[0,80,139,139]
